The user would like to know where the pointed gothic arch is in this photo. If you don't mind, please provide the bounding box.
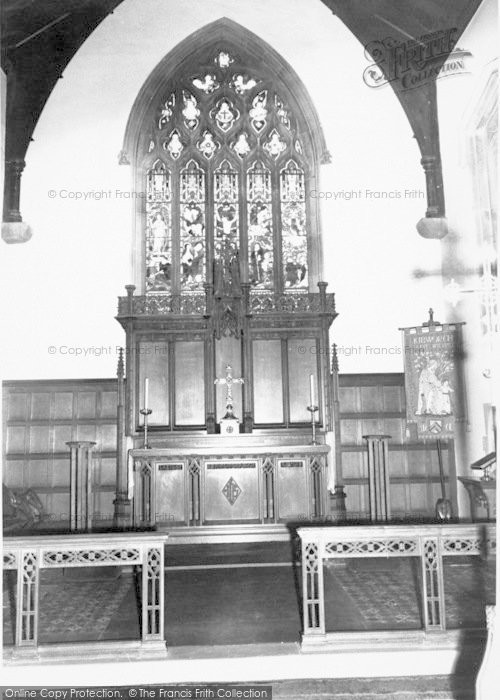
[121,18,329,293]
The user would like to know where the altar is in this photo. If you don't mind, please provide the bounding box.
[110,74,339,532]
[131,440,329,528]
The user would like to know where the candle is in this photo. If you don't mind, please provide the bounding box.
[309,373,315,407]
[144,377,149,410]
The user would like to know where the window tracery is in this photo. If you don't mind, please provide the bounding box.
[142,45,317,294]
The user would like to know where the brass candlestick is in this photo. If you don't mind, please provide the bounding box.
[307,405,319,445]
[140,408,152,449]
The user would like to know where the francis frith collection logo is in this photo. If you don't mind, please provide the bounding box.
[363,28,472,90]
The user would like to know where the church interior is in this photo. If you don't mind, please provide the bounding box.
[1,0,498,696]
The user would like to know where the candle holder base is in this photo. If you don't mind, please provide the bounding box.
[140,408,153,449]
[307,405,319,445]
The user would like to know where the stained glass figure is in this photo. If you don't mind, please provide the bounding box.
[180,160,206,291]
[247,161,273,289]
[249,91,268,133]
[164,129,184,160]
[158,93,175,129]
[148,160,170,201]
[280,160,307,289]
[232,133,251,159]
[214,160,239,253]
[197,131,219,160]
[231,74,257,94]
[275,95,291,130]
[182,91,200,130]
[192,74,219,94]
[146,161,172,292]
[263,129,287,159]
[215,51,234,69]
[212,98,239,132]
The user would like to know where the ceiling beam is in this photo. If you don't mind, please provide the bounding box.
[321,0,482,236]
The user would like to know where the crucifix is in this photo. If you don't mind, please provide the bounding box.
[214,364,244,434]
[214,364,244,418]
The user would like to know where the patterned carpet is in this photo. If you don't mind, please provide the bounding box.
[444,558,496,628]
[324,557,495,632]
[3,569,139,645]
[38,577,134,641]
[325,559,422,631]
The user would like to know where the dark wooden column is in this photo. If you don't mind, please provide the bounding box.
[123,285,136,435]
[329,343,346,520]
[363,434,392,522]
[318,282,332,431]
[114,348,131,526]
[2,159,32,243]
[241,282,253,432]
[66,440,96,532]
[3,159,24,222]
[204,282,216,433]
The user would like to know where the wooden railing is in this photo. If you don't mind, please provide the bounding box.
[298,523,496,648]
[3,532,167,662]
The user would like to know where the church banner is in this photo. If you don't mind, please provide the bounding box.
[401,316,465,440]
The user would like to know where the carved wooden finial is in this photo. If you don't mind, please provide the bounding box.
[117,347,124,379]
[331,343,339,373]
[423,307,440,327]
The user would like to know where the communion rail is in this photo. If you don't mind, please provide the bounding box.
[2,532,167,663]
[298,523,496,649]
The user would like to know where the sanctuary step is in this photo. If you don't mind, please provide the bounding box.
[165,540,297,567]
[268,675,476,699]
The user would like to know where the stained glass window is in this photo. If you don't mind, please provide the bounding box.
[182,91,200,131]
[247,161,273,288]
[158,93,175,129]
[214,160,239,254]
[146,160,172,292]
[281,160,308,289]
[180,160,206,291]
[143,46,316,295]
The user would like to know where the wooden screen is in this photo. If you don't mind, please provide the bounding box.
[252,339,283,424]
[215,336,243,422]
[174,341,205,426]
[138,340,169,425]
[288,338,318,423]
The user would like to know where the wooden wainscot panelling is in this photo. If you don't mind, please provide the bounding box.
[338,374,457,520]
[7,392,29,421]
[77,391,97,419]
[30,393,51,420]
[3,379,118,528]
[6,426,27,453]
[53,392,74,419]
